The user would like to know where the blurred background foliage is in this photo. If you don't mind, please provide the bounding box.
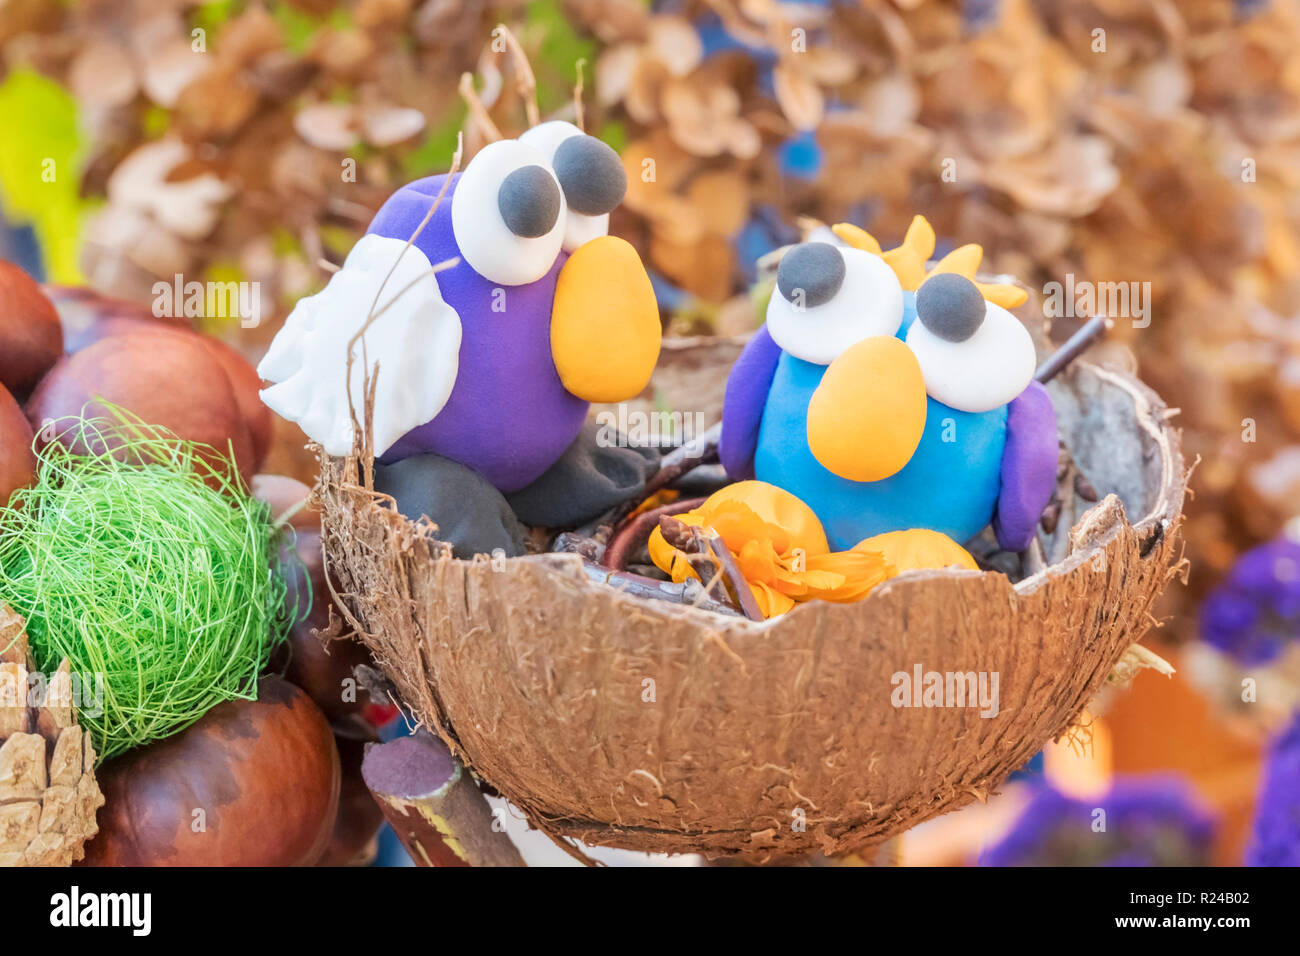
[3,0,1300,865]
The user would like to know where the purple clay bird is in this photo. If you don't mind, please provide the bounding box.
[260,121,661,494]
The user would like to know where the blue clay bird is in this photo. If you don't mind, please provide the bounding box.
[260,121,660,494]
[719,240,1057,552]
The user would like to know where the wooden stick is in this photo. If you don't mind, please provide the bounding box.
[361,731,524,867]
[578,562,742,618]
[1035,315,1112,384]
[656,516,729,601]
[645,423,721,496]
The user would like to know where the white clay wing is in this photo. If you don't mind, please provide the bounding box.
[258,234,462,457]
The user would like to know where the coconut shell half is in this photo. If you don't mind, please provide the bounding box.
[318,359,1186,861]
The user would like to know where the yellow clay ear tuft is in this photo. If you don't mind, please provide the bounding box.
[928,243,984,279]
[901,215,936,262]
[882,247,927,291]
[830,223,882,255]
[975,281,1029,309]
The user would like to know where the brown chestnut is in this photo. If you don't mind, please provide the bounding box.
[272,526,375,722]
[25,329,256,485]
[45,285,191,354]
[316,732,384,866]
[0,384,36,508]
[0,261,64,396]
[45,288,270,471]
[195,334,272,470]
[81,676,340,866]
[251,473,319,532]
[255,473,376,721]
[110,324,272,473]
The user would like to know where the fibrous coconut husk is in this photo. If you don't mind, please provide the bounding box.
[318,357,1186,861]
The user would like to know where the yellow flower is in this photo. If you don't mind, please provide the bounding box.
[832,214,1028,309]
[647,483,983,618]
[648,481,892,618]
[852,529,978,573]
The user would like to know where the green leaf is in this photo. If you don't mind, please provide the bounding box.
[142,105,172,139]
[403,107,467,179]
[192,0,238,38]
[269,1,319,54]
[596,120,627,153]
[0,68,86,283]
[525,0,596,113]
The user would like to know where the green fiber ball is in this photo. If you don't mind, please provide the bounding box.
[0,412,293,760]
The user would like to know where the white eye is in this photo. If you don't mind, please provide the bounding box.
[765,242,904,365]
[519,121,626,252]
[905,274,1036,413]
[451,138,566,286]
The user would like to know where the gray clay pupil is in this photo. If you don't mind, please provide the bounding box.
[916,273,985,342]
[498,165,562,238]
[553,135,627,216]
[776,242,846,309]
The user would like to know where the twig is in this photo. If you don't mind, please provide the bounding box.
[1035,315,1112,384]
[602,423,721,529]
[705,533,765,621]
[653,516,717,576]
[361,731,524,867]
[573,58,587,132]
[459,72,503,142]
[552,532,604,562]
[658,516,765,621]
[492,23,541,128]
[344,133,464,485]
[578,562,742,618]
[600,497,705,571]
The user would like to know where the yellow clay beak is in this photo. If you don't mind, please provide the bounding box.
[550,235,661,403]
[806,335,927,482]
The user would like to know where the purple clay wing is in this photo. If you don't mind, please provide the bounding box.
[993,380,1058,552]
[719,324,783,481]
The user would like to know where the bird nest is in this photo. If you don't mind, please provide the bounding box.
[318,355,1187,862]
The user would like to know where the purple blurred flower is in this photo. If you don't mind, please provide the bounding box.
[1246,709,1300,866]
[1199,536,1300,665]
[964,0,1001,30]
[979,777,1216,867]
